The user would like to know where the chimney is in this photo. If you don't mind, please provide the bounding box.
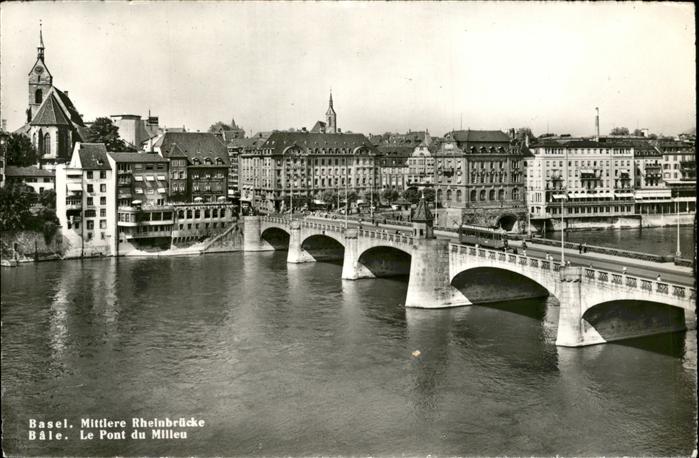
[595,107,600,140]
[65,91,69,96]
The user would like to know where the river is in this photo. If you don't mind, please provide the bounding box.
[1,253,696,456]
[545,225,696,257]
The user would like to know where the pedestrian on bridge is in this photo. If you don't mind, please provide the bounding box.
[578,243,583,254]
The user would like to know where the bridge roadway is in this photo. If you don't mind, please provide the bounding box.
[304,215,694,287]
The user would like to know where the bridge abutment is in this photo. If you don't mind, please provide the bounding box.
[287,221,316,263]
[242,216,275,252]
[405,238,469,308]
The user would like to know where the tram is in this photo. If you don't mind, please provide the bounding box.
[457,224,510,250]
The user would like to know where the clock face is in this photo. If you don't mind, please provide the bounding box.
[34,66,44,74]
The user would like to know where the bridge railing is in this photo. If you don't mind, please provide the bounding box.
[450,243,695,302]
[358,228,414,246]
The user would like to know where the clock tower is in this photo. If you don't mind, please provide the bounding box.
[27,22,53,122]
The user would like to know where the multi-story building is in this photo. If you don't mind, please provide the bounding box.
[525,138,637,231]
[630,139,672,215]
[106,152,173,249]
[376,130,430,193]
[150,132,229,202]
[55,142,117,256]
[655,139,696,206]
[406,138,437,187]
[225,137,265,197]
[239,131,378,212]
[434,129,526,229]
[110,114,161,150]
[3,166,55,193]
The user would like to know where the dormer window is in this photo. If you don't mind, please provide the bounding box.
[204,158,213,165]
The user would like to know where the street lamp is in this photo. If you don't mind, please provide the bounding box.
[345,158,349,228]
[676,199,681,258]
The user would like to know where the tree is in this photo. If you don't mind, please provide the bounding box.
[402,187,420,204]
[85,117,133,151]
[610,127,630,136]
[422,188,435,202]
[515,127,535,143]
[632,129,644,137]
[321,190,338,207]
[4,133,38,167]
[39,189,56,209]
[208,121,232,133]
[382,188,399,203]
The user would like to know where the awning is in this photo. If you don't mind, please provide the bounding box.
[146,176,156,181]
[67,182,82,192]
[551,194,567,199]
[157,187,166,193]
[157,175,166,180]
[134,176,144,181]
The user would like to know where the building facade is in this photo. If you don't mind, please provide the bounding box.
[435,130,526,229]
[525,138,638,231]
[239,131,378,212]
[3,166,55,193]
[55,143,117,256]
[150,132,229,202]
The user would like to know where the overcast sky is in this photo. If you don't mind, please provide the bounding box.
[1,2,695,137]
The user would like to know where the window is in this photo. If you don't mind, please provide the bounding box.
[35,88,43,104]
[87,197,94,206]
[87,171,93,179]
[100,184,106,192]
[100,196,106,205]
[100,171,106,179]
[99,220,107,229]
[87,220,94,230]
[100,208,106,217]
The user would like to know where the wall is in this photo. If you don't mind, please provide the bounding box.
[0,229,72,263]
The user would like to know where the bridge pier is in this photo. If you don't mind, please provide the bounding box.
[405,238,469,308]
[287,220,315,263]
[242,216,275,252]
[555,267,590,346]
[341,229,375,279]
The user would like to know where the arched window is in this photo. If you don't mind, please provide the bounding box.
[498,189,505,200]
[479,189,486,201]
[204,158,213,165]
[446,189,452,201]
[512,188,519,200]
[489,189,495,201]
[437,189,443,202]
[32,132,37,148]
[216,158,224,165]
[35,89,43,104]
[470,190,477,202]
[193,158,201,165]
[43,132,51,157]
[456,190,462,202]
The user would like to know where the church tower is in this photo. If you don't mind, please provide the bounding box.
[325,91,337,133]
[27,22,53,122]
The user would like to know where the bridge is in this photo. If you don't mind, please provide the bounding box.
[242,210,696,347]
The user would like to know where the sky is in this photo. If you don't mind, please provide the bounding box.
[0,2,695,137]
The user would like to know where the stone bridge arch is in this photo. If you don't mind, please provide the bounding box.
[260,225,291,250]
[299,233,345,263]
[354,245,412,278]
[578,299,690,345]
[450,266,552,306]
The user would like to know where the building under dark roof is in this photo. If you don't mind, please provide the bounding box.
[155,132,228,164]
[4,165,55,177]
[108,152,169,163]
[260,131,377,156]
[75,143,111,170]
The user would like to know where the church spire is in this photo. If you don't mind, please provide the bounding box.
[329,89,334,109]
[38,20,45,60]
